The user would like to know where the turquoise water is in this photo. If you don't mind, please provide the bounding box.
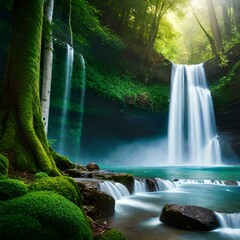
[101,166,240,181]
[102,166,240,240]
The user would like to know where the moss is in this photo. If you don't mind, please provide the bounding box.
[35,171,49,179]
[108,174,134,194]
[50,146,73,170]
[0,154,8,177]
[28,176,82,206]
[95,229,127,240]
[0,191,92,240]
[0,179,28,201]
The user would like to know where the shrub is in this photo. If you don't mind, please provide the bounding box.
[28,176,82,206]
[0,191,92,240]
[0,179,28,201]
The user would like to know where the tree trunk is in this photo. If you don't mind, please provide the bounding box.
[41,0,54,134]
[192,8,218,56]
[232,0,240,32]
[220,0,232,39]
[206,0,224,53]
[0,0,60,175]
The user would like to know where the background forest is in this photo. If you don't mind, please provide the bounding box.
[0,0,240,163]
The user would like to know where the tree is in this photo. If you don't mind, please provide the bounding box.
[232,0,240,32]
[219,0,232,40]
[143,0,187,62]
[206,0,224,53]
[192,8,218,56]
[0,0,63,175]
[41,0,54,134]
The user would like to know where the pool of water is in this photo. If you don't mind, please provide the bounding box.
[101,166,240,181]
[101,166,240,240]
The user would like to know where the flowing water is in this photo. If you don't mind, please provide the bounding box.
[101,166,240,240]
[78,54,86,155]
[168,64,221,165]
[58,44,74,155]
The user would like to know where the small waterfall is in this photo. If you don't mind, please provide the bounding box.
[174,179,239,186]
[168,63,221,165]
[215,212,240,228]
[134,178,176,193]
[134,179,148,193]
[58,44,74,154]
[154,178,176,191]
[98,181,130,200]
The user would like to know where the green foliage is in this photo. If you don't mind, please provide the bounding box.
[95,229,127,240]
[218,52,229,68]
[28,176,82,206]
[86,64,169,112]
[0,179,28,201]
[0,154,8,177]
[0,191,92,240]
[211,61,240,111]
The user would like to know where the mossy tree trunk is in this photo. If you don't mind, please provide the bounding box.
[0,0,61,175]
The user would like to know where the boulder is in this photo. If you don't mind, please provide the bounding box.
[86,163,100,171]
[77,182,115,219]
[160,204,219,231]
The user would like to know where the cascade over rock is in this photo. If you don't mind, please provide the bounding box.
[168,63,221,165]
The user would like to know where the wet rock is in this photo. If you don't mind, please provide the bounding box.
[224,180,238,186]
[78,182,115,219]
[86,163,100,171]
[160,204,219,231]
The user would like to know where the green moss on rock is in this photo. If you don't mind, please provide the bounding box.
[28,176,82,206]
[0,191,92,240]
[0,179,28,201]
[95,229,127,240]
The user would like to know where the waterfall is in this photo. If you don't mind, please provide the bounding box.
[78,54,86,156]
[98,181,131,200]
[134,179,148,193]
[58,44,74,155]
[133,178,176,193]
[167,63,221,165]
[215,212,240,228]
[154,178,176,191]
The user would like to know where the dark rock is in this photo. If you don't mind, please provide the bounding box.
[86,163,100,171]
[64,168,82,178]
[146,178,157,192]
[160,204,219,231]
[224,180,238,186]
[79,185,115,219]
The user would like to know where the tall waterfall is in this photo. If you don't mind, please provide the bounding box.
[78,54,86,155]
[167,63,221,165]
[58,44,74,155]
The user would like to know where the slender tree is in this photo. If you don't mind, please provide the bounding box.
[220,0,232,39]
[0,0,63,175]
[206,0,224,53]
[232,0,240,32]
[192,8,218,56]
[41,0,54,134]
